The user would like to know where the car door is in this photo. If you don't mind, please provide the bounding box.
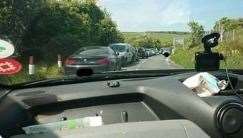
[108,48,118,70]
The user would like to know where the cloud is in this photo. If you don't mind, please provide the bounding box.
[159,0,191,25]
[98,0,191,31]
[97,0,243,32]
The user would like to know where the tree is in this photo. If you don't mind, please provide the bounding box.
[214,17,239,31]
[98,16,124,45]
[0,0,124,64]
[214,17,241,41]
[0,0,45,51]
[187,21,205,48]
[126,35,162,48]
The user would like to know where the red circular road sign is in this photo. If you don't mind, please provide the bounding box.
[0,58,22,75]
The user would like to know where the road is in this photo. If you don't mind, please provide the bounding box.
[123,55,182,71]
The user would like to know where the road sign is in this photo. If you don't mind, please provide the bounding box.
[0,59,22,75]
[0,39,15,59]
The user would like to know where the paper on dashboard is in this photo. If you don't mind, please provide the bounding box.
[183,72,228,97]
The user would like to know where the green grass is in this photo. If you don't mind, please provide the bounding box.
[171,29,243,69]
[171,45,243,69]
[171,46,202,69]
[0,64,64,85]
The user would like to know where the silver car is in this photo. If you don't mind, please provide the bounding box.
[109,43,134,66]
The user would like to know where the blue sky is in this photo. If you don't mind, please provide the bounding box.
[98,0,243,32]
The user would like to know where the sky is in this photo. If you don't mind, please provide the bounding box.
[97,0,243,32]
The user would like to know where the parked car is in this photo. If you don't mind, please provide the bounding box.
[138,47,148,59]
[130,46,139,62]
[109,43,134,66]
[65,46,121,75]
[145,49,152,57]
[162,47,172,57]
[160,48,164,54]
[146,48,156,56]
[154,48,160,55]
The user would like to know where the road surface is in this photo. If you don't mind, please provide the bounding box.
[123,55,182,71]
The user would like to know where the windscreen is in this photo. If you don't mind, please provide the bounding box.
[0,0,242,85]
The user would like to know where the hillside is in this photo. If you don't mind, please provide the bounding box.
[123,32,189,47]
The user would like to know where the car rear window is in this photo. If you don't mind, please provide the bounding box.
[76,47,109,56]
[110,45,126,52]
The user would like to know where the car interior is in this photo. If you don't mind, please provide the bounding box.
[0,1,243,138]
[1,33,243,138]
[1,70,243,138]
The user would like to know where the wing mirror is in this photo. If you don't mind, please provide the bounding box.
[116,52,119,56]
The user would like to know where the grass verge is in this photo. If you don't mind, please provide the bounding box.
[0,64,64,85]
[171,41,243,69]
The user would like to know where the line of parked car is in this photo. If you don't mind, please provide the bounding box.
[137,47,162,59]
[64,43,171,74]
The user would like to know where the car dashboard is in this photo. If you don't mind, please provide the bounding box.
[1,72,243,138]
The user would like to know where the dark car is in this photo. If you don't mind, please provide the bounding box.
[138,47,148,59]
[65,46,121,75]
[162,47,172,57]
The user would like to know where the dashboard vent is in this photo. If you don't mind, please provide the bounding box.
[217,102,243,134]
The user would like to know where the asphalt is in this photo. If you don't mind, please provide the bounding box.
[123,55,182,71]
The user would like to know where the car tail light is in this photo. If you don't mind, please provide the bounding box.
[97,58,111,65]
[65,58,76,65]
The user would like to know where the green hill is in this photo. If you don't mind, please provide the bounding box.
[123,32,189,47]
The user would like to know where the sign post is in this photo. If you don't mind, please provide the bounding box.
[29,56,35,75]
[58,54,62,68]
